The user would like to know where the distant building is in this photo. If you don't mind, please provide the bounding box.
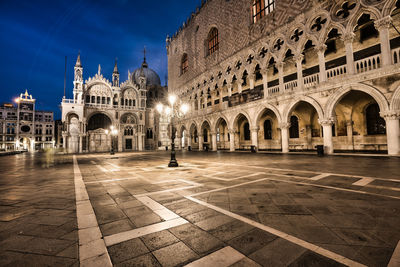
[61,53,169,153]
[0,90,55,151]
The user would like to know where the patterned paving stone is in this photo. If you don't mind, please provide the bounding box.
[152,241,198,267]
[108,238,149,264]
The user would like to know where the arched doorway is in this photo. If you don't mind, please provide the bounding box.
[200,121,211,151]
[215,117,229,150]
[189,123,199,150]
[257,108,280,150]
[233,113,251,150]
[287,101,322,151]
[87,113,112,152]
[332,90,387,152]
[121,113,138,151]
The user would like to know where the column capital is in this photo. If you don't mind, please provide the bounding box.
[374,16,392,31]
[277,62,285,70]
[250,126,259,132]
[341,32,355,44]
[294,54,304,63]
[315,44,327,54]
[279,122,291,129]
[380,110,400,120]
[228,129,236,134]
[210,131,217,135]
[318,118,335,126]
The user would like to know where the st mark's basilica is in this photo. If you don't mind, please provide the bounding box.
[61,53,169,153]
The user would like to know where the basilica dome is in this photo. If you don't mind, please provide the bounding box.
[132,60,161,87]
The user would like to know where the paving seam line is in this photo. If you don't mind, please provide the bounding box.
[73,155,112,266]
[185,196,366,267]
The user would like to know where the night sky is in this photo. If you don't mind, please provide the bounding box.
[0,0,201,118]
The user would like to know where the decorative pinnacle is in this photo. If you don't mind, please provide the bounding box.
[142,46,148,68]
[113,58,119,74]
[75,52,82,67]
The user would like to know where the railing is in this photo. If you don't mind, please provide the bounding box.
[392,47,400,64]
[327,65,347,79]
[355,54,381,74]
[284,80,297,91]
[303,73,319,88]
[268,85,280,95]
[62,99,82,104]
[85,103,112,108]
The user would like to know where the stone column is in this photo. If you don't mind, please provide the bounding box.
[251,127,259,150]
[316,44,327,82]
[237,82,242,94]
[346,120,354,150]
[187,134,192,150]
[383,112,400,155]
[249,74,255,90]
[62,133,67,149]
[198,135,203,151]
[306,125,312,150]
[280,123,290,153]
[177,134,182,150]
[295,54,304,90]
[228,86,232,97]
[342,33,355,75]
[375,16,393,67]
[262,70,268,98]
[319,119,334,154]
[277,62,285,93]
[79,135,83,153]
[229,129,235,151]
[211,132,217,151]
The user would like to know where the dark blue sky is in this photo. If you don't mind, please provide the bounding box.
[0,0,200,118]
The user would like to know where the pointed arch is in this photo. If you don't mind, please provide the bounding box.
[390,85,400,111]
[346,7,382,32]
[326,83,390,119]
[230,110,252,130]
[283,96,324,123]
[254,103,282,126]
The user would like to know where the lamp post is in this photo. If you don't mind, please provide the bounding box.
[105,126,118,155]
[156,94,189,167]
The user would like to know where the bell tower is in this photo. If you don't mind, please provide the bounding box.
[73,53,83,103]
[112,58,119,87]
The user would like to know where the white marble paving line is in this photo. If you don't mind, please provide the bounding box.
[96,165,110,173]
[310,173,332,181]
[186,196,366,267]
[352,177,375,186]
[90,160,97,165]
[191,159,398,182]
[134,185,199,197]
[184,246,245,267]
[205,172,266,181]
[365,184,400,192]
[106,162,120,170]
[188,177,270,197]
[104,217,188,247]
[85,177,144,184]
[136,195,180,221]
[388,240,400,267]
[73,156,112,267]
[259,176,400,200]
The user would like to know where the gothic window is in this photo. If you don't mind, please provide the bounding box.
[264,120,272,139]
[97,96,100,104]
[107,97,110,105]
[366,104,386,135]
[244,123,250,140]
[207,28,219,55]
[252,0,275,23]
[181,54,188,74]
[86,95,90,103]
[289,116,299,138]
[356,14,379,43]
[91,96,95,103]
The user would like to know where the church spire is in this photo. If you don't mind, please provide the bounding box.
[142,46,148,68]
[75,52,82,67]
[113,58,119,74]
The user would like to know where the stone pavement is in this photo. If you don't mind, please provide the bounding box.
[0,151,400,266]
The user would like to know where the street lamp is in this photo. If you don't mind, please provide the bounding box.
[156,94,189,167]
[105,126,118,155]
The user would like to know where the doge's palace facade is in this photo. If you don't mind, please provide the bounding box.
[168,0,400,155]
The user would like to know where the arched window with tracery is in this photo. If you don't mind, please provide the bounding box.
[181,54,188,74]
[207,28,219,55]
[252,0,275,23]
[289,116,299,138]
[366,104,386,135]
[264,119,272,139]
